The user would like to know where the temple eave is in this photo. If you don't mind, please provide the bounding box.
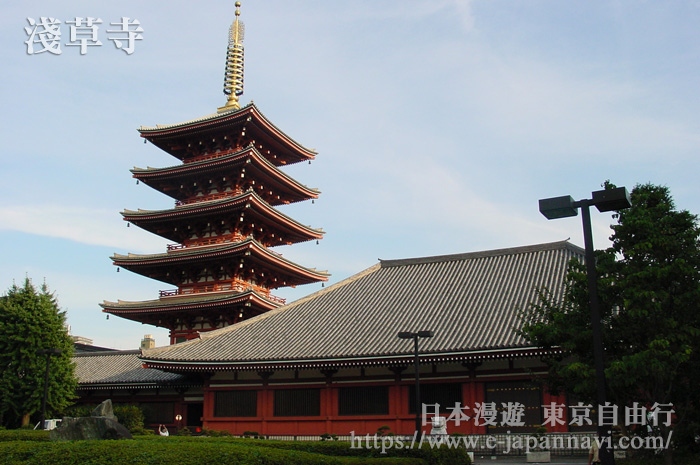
[111,239,330,281]
[129,146,320,202]
[101,290,281,314]
[140,347,564,373]
[120,191,324,239]
[138,104,316,163]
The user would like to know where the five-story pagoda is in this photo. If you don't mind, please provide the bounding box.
[101,3,328,344]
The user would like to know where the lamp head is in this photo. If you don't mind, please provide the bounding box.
[398,331,434,339]
[539,195,578,219]
[591,187,631,212]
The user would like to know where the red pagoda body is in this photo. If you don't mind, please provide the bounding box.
[101,5,328,343]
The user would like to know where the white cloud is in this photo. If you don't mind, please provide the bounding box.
[0,205,168,253]
[450,0,476,32]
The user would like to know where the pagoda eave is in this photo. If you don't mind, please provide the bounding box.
[138,104,316,165]
[100,290,280,327]
[101,290,279,313]
[130,146,320,204]
[112,239,330,286]
[121,191,324,245]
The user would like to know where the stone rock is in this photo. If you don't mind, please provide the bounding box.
[51,400,132,441]
[50,416,133,441]
[91,399,117,421]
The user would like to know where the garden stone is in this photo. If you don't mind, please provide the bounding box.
[50,399,133,441]
[91,399,117,421]
[50,416,133,441]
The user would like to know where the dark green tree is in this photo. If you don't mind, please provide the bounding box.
[0,278,76,428]
[521,183,700,459]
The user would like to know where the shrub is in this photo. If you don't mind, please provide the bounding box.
[0,430,50,442]
[376,425,391,436]
[62,404,94,418]
[235,438,470,465]
[201,428,233,437]
[112,405,145,433]
[130,426,154,436]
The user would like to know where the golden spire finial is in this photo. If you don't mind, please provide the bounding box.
[219,1,245,112]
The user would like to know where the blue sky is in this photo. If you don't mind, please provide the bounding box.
[2,1,698,349]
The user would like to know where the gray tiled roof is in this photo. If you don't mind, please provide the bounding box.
[141,241,582,368]
[74,350,194,388]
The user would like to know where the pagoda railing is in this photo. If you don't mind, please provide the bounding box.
[175,189,244,207]
[167,234,246,251]
[183,146,242,164]
[159,282,286,305]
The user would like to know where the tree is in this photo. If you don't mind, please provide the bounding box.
[0,278,76,428]
[521,183,700,459]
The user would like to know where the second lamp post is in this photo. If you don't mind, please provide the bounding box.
[398,330,434,434]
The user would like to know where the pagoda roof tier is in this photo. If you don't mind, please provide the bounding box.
[138,104,316,165]
[101,290,279,329]
[111,238,329,288]
[122,190,324,246]
[131,146,319,205]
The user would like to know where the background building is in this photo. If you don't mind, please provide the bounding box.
[75,241,582,435]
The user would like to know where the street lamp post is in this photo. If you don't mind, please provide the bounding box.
[539,186,631,465]
[38,348,62,430]
[398,330,434,435]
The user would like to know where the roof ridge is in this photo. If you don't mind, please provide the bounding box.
[74,349,140,357]
[379,240,580,268]
[138,103,253,132]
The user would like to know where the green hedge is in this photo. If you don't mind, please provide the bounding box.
[231,438,470,465]
[0,430,50,442]
[0,439,425,465]
[130,436,469,465]
[0,433,468,465]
